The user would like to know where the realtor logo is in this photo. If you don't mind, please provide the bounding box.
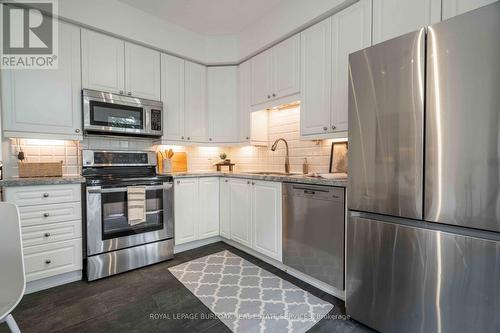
[1,0,58,69]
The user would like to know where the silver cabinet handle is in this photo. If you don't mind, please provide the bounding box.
[43,213,49,218]
[75,129,81,133]
[127,92,132,96]
[45,259,51,264]
[43,193,49,198]
[44,232,51,237]
[323,126,328,131]
[331,125,336,130]
[119,90,124,95]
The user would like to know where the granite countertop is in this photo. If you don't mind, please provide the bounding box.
[0,175,86,187]
[168,171,348,187]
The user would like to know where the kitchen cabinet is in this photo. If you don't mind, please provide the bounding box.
[373,0,441,44]
[1,21,82,140]
[174,177,220,245]
[219,178,231,238]
[161,54,185,141]
[81,29,125,95]
[331,0,372,134]
[300,18,332,137]
[229,178,252,248]
[184,61,208,142]
[82,30,161,100]
[124,43,161,100]
[252,180,282,261]
[198,177,220,239]
[442,0,497,19]
[207,66,239,143]
[4,184,82,283]
[251,35,300,106]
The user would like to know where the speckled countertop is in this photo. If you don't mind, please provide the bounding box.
[0,176,85,187]
[168,171,348,187]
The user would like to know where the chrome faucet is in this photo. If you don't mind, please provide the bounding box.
[271,138,290,174]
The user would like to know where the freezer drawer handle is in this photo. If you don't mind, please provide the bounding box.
[304,190,316,195]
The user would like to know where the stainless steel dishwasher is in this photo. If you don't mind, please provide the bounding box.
[283,183,345,290]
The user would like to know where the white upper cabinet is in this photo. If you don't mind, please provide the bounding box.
[124,43,161,100]
[161,54,185,141]
[251,36,300,106]
[251,49,273,106]
[300,18,332,137]
[331,0,372,133]
[252,180,282,262]
[198,177,220,239]
[207,66,239,143]
[1,22,82,140]
[238,61,251,142]
[230,178,252,248]
[272,35,301,100]
[81,29,125,95]
[373,0,441,44]
[442,0,497,19]
[185,61,207,142]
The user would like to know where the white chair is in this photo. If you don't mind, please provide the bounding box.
[0,202,25,333]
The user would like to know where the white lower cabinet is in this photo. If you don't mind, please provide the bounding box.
[229,178,252,247]
[174,177,219,245]
[4,184,83,284]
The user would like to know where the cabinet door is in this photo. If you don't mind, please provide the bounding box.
[238,61,251,142]
[229,178,252,248]
[373,0,441,44]
[442,0,497,19]
[219,178,231,238]
[198,177,220,239]
[1,22,82,139]
[81,29,125,94]
[250,49,273,105]
[207,67,238,143]
[185,61,207,142]
[174,178,198,245]
[125,43,161,100]
[272,35,300,100]
[331,0,372,133]
[161,54,185,141]
[252,181,282,261]
[300,18,332,137]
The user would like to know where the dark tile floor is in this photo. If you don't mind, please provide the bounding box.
[0,242,374,333]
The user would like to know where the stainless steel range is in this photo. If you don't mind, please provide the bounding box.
[82,149,174,281]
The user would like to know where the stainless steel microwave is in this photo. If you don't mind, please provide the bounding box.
[83,89,163,138]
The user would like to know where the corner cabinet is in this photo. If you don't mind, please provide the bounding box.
[1,21,82,140]
[300,0,371,139]
[81,29,161,100]
[372,0,441,44]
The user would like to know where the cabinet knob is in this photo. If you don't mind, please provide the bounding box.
[331,125,336,130]
[177,180,180,184]
[43,213,50,218]
[267,95,271,99]
[323,126,328,131]
[246,136,249,140]
[45,259,51,264]
[187,137,190,140]
[272,93,276,97]
[127,92,132,96]
[225,179,228,183]
[119,90,124,95]
[209,138,212,141]
[44,232,51,237]
[75,129,81,133]
[252,182,255,185]
[247,181,250,184]
[43,193,49,198]
[181,136,185,140]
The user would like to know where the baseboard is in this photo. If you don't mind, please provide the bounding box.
[174,236,222,254]
[25,270,82,294]
[223,238,346,300]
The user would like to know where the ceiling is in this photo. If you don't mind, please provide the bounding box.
[117,0,283,36]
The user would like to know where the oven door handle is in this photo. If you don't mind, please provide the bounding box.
[87,184,170,194]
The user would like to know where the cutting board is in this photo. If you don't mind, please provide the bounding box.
[171,152,188,172]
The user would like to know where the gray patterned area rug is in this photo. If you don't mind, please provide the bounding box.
[168,250,333,332]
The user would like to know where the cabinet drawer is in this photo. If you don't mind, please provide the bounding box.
[4,184,81,206]
[18,202,81,227]
[22,221,82,247]
[24,239,82,282]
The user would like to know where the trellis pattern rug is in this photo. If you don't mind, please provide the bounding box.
[168,250,333,332]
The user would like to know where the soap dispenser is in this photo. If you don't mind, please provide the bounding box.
[302,158,309,174]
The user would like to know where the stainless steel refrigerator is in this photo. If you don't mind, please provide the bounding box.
[346,3,500,333]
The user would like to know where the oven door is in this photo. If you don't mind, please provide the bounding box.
[86,182,173,256]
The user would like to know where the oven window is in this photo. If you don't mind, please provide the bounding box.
[101,188,163,239]
[90,101,144,129]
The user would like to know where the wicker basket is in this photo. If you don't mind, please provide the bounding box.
[18,161,63,178]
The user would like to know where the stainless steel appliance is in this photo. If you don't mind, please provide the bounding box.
[347,3,500,333]
[83,89,163,138]
[283,183,345,290]
[83,150,173,281]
